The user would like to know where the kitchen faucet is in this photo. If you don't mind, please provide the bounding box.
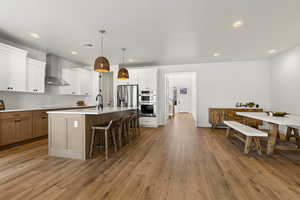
[96,90,103,111]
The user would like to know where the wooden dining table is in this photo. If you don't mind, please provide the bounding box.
[236,112,300,155]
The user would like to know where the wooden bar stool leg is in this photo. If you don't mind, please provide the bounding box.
[89,129,95,159]
[127,121,131,144]
[118,125,122,148]
[112,128,117,152]
[105,130,108,160]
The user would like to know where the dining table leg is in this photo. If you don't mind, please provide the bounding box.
[267,123,279,155]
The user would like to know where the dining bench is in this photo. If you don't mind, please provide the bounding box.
[224,121,268,155]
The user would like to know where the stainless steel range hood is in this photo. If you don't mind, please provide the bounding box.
[45,54,70,86]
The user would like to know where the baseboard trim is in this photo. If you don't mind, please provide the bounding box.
[197,122,211,128]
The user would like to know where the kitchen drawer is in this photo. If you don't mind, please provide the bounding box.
[0,111,33,119]
[33,110,48,117]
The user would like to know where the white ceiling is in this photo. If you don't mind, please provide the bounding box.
[1,0,300,66]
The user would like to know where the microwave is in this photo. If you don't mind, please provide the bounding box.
[140,90,154,95]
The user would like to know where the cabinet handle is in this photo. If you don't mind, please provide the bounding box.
[41,116,48,119]
[15,119,21,123]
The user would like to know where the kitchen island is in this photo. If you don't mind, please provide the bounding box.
[47,107,137,160]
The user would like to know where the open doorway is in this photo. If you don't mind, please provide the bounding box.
[165,72,197,126]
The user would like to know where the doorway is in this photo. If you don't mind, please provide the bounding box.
[165,72,197,126]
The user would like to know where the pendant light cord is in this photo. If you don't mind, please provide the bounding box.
[122,48,125,64]
[99,30,106,56]
[101,32,103,56]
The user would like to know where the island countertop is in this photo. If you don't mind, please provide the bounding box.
[47,107,138,115]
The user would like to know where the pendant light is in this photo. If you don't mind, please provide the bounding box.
[94,30,110,72]
[118,48,129,80]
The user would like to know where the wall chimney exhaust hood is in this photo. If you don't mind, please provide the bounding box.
[45,54,70,86]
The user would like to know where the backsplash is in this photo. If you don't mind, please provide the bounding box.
[0,86,93,109]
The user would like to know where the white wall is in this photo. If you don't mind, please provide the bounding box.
[157,59,271,127]
[270,46,300,114]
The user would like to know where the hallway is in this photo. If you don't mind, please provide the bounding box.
[0,114,299,199]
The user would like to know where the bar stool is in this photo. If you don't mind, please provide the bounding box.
[132,114,141,136]
[119,116,131,147]
[89,119,119,160]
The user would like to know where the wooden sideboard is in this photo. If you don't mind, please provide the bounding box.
[209,108,263,128]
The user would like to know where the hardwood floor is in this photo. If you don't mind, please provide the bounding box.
[0,113,299,200]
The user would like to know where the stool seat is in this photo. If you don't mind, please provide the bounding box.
[90,119,120,160]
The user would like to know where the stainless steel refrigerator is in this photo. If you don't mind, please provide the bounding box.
[117,84,140,108]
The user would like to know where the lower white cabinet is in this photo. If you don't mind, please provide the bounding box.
[0,43,28,92]
[26,58,46,93]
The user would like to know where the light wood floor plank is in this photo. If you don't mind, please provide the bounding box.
[0,114,299,200]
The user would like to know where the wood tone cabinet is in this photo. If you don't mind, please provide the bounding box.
[33,111,48,137]
[0,112,33,145]
[209,108,263,128]
[0,106,95,147]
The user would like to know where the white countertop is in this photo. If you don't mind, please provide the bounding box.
[236,112,300,127]
[47,107,138,115]
[0,105,95,113]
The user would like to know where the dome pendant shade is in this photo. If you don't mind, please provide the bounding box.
[118,67,129,79]
[94,56,110,72]
[94,30,110,72]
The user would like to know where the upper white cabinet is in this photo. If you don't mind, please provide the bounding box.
[78,68,93,96]
[26,58,46,93]
[127,69,139,85]
[59,68,93,96]
[137,68,158,91]
[59,68,79,95]
[0,43,28,92]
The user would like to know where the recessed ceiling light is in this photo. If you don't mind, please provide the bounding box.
[268,49,276,54]
[83,43,93,47]
[71,51,78,55]
[233,20,243,28]
[128,58,134,62]
[29,33,40,39]
[214,53,220,57]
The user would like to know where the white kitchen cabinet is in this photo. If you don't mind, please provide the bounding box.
[78,68,93,96]
[59,67,93,96]
[137,68,158,91]
[0,43,28,92]
[127,69,139,85]
[26,58,46,93]
[59,68,80,95]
